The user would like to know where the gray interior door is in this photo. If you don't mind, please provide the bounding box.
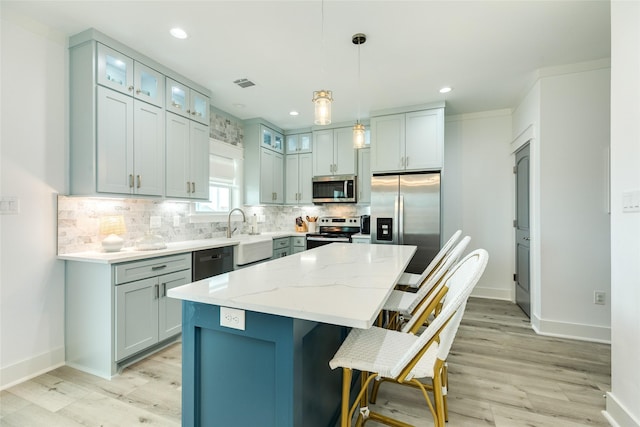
[515,144,531,317]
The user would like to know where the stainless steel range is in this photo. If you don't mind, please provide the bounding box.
[305,216,362,249]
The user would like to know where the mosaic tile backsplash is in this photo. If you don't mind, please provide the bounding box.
[57,195,370,254]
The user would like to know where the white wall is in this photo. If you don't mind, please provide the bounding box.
[538,67,611,339]
[512,63,611,343]
[605,1,640,426]
[443,110,514,300]
[0,9,68,389]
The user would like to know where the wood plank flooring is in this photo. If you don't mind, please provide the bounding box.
[0,298,611,426]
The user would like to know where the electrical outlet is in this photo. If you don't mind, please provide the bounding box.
[173,216,180,227]
[594,291,606,305]
[150,216,161,228]
[220,307,245,330]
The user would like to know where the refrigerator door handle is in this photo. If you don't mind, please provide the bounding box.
[398,195,404,245]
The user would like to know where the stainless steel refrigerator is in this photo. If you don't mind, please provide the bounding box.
[371,172,441,274]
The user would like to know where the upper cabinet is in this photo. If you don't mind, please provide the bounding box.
[370,107,444,173]
[244,121,285,205]
[286,133,312,154]
[166,78,209,126]
[68,29,211,198]
[97,43,165,108]
[312,127,356,176]
[165,113,209,200]
[260,125,284,153]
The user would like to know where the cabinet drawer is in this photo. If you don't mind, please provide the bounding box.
[272,247,289,259]
[273,237,290,250]
[291,236,306,247]
[115,253,192,285]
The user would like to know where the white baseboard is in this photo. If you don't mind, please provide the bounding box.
[471,286,513,301]
[603,392,640,427]
[531,313,611,344]
[0,346,65,390]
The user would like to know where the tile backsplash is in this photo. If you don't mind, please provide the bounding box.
[57,195,370,254]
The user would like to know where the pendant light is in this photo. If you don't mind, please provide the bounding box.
[352,33,366,148]
[313,0,332,125]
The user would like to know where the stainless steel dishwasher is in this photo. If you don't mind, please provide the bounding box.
[192,246,234,281]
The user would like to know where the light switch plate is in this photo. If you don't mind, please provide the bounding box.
[220,307,245,330]
[0,197,20,215]
[622,190,640,213]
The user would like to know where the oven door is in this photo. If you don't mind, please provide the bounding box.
[306,235,351,250]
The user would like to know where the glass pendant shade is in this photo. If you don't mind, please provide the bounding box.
[353,122,366,148]
[313,90,332,125]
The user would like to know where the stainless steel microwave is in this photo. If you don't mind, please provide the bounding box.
[312,175,357,203]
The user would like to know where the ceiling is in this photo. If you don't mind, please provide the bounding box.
[2,0,611,131]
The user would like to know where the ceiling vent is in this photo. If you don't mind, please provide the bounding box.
[233,78,256,88]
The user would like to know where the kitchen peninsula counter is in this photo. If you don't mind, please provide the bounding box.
[168,243,416,427]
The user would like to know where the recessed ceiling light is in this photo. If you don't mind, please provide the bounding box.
[170,28,188,39]
[233,103,245,109]
[439,86,452,94]
[289,111,299,116]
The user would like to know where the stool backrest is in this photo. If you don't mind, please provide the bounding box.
[401,236,471,332]
[391,249,489,381]
[413,230,462,286]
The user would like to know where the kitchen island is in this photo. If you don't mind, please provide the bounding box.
[168,243,416,427]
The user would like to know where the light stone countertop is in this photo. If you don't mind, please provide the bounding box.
[58,231,308,264]
[168,243,417,329]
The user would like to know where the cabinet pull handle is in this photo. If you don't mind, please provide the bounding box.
[154,284,159,299]
[187,182,191,193]
[161,283,167,297]
[129,174,134,188]
[151,265,167,270]
[136,175,141,188]
[186,109,191,114]
[128,85,134,92]
[191,182,195,193]
[406,156,409,167]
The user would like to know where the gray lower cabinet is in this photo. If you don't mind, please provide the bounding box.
[115,269,189,361]
[272,237,290,259]
[291,236,306,254]
[65,253,191,379]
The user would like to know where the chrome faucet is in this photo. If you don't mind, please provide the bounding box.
[226,208,246,238]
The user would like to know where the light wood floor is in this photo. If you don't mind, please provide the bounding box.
[0,298,610,426]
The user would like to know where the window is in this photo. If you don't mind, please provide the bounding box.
[192,139,243,218]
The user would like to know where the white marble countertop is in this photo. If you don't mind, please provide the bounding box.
[58,231,307,264]
[168,243,417,329]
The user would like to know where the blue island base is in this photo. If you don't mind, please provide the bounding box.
[181,301,345,427]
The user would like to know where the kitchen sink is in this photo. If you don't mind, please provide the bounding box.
[234,237,273,266]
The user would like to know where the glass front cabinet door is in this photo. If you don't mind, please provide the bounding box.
[189,90,209,125]
[261,125,283,153]
[166,78,209,125]
[166,78,189,118]
[97,43,133,95]
[133,62,164,108]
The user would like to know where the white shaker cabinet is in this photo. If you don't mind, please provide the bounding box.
[244,120,286,205]
[259,148,284,204]
[285,152,313,204]
[312,127,356,176]
[370,107,444,173]
[165,113,209,200]
[96,86,164,196]
[69,30,211,197]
